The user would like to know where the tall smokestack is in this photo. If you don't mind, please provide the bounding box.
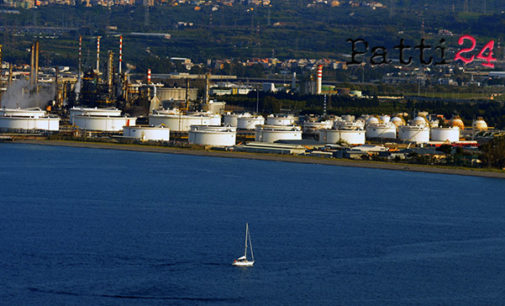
[316,65,322,95]
[205,72,210,104]
[107,50,114,99]
[147,68,151,84]
[35,40,39,89]
[118,35,123,74]
[0,44,3,86]
[55,66,60,106]
[78,35,82,76]
[185,78,189,110]
[8,63,13,86]
[30,42,35,86]
[122,72,128,102]
[96,36,101,73]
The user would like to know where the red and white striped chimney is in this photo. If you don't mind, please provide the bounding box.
[147,68,151,84]
[316,64,323,95]
[119,35,123,74]
[96,36,101,73]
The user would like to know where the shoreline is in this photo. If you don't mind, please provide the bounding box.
[10,139,505,179]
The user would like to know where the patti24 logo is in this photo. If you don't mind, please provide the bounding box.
[346,35,497,68]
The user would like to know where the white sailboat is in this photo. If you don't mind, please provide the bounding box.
[233,223,254,267]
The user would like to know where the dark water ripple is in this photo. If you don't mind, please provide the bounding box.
[27,287,243,302]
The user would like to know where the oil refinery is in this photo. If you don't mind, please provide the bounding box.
[0,37,496,158]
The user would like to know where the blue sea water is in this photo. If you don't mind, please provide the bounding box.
[2,143,505,305]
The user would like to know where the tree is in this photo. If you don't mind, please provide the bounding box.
[480,135,505,169]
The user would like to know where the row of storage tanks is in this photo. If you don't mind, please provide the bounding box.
[0,107,489,147]
[217,113,488,145]
[361,114,488,144]
[0,108,60,131]
[313,114,487,145]
[66,109,300,145]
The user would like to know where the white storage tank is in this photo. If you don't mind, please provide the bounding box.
[150,108,180,115]
[302,120,333,134]
[123,125,170,142]
[472,117,488,131]
[149,111,221,132]
[0,116,60,131]
[398,125,430,144]
[334,120,364,130]
[319,129,366,145]
[69,107,122,125]
[189,125,236,146]
[73,115,136,132]
[430,127,460,142]
[266,114,295,126]
[237,113,265,130]
[366,123,397,139]
[0,108,60,131]
[0,108,47,118]
[356,118,366,128]
[202,112,222,126]
[380,115,391,124]
[222,113,239,127]
[255,125,302,143]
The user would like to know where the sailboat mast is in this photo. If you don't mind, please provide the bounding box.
[244,223,249,258]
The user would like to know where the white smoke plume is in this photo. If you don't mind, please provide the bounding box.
[0,79,55,109]
[73,77,81,104]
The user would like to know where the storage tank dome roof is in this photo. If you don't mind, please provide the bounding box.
[366,116,380,125]
[450,117,465,129]
[473,118,488,131]
[413,116,428,126]
[391,116,405,126]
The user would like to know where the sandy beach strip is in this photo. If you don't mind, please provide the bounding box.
[10,139,505,179]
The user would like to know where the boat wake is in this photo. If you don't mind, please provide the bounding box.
[202,262,230,267]
[151,260,192,267]
[28,287,80,297]
[28,287,243,302]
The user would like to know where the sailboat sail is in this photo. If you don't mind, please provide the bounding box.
[244,223,249,258]
[248,225,254,261]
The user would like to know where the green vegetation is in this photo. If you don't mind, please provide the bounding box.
[2,3,505,69]
[480,135,505,169]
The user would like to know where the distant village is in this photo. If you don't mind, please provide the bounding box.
[1,0,386,9]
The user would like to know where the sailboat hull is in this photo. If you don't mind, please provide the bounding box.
[232,260,254,267]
